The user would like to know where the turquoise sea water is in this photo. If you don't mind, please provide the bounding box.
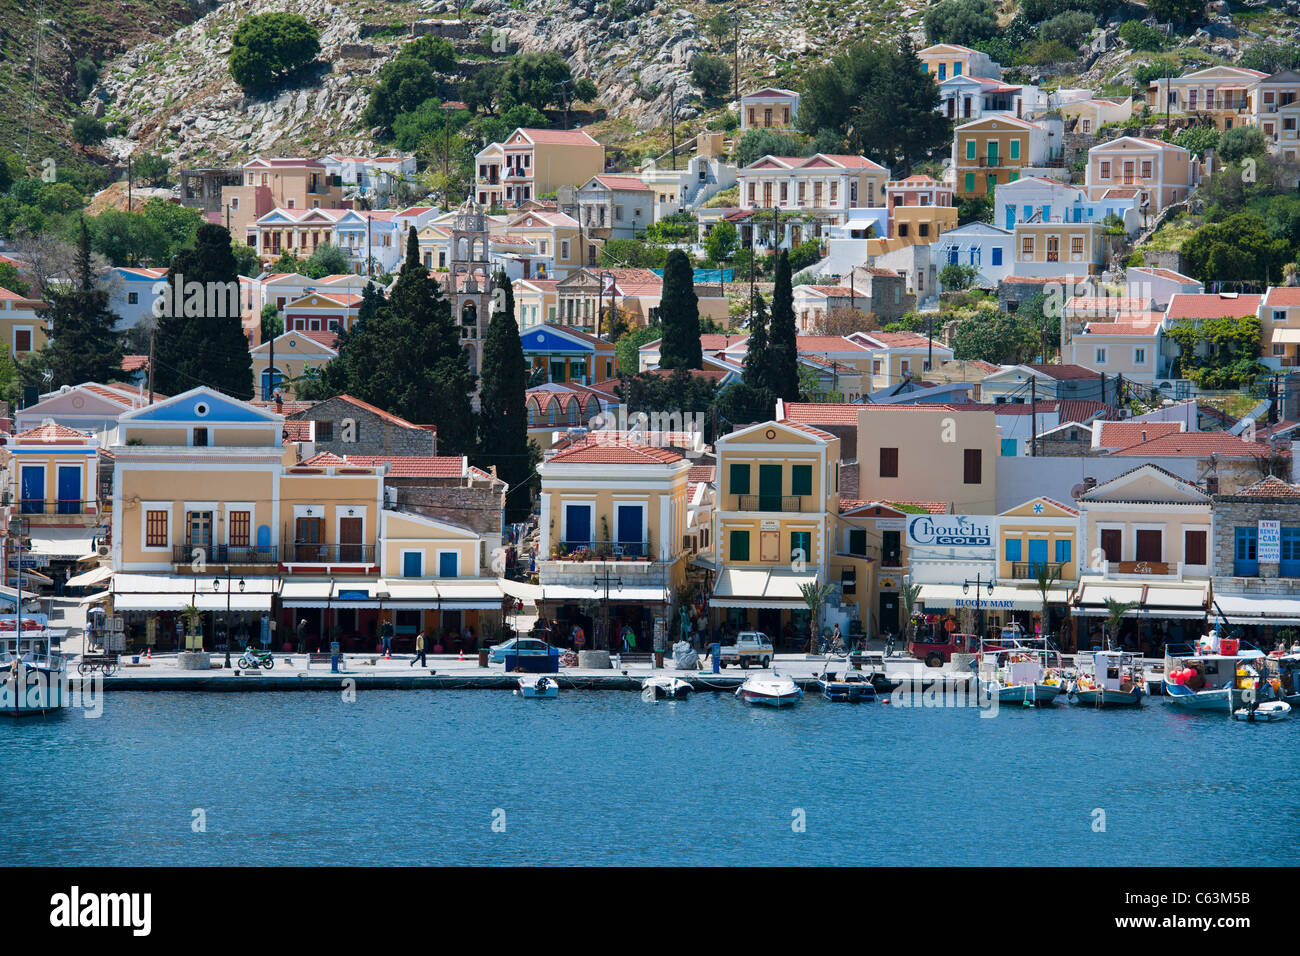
[3,690,1298,866]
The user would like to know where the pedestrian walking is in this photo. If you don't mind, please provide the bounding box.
[410,630,426,667]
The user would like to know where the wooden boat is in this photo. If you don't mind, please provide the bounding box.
[1164,638,1270,712]
[735,674,802,707]
[1070,649,1144,708]
[977,637,1064,707]
[516,675,558,699]
[1233,700,1290,722]
[641,676,692,701]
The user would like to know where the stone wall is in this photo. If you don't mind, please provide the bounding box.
[391,481,505,546]
[288,397,437,457]
[1210,495,1300,582]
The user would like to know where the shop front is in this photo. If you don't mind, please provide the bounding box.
[109,573,279,652]
[709,567,819,651]
[1210,593,1300,651]
[915,582,1072,642]
[1071,580,1208,655]
[540,583,670,650]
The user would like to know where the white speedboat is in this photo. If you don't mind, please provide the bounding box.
[736,674,803,707]
[1,626,68,717]
[1164,638,1269,712]
[516,675,558,699]
[1070,649,1144,708]
[641,676,692,701]
[1233,700,1290,722]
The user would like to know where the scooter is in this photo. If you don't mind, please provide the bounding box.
[238,645,275,670]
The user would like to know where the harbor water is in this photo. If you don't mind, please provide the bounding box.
[3,690,1298,866]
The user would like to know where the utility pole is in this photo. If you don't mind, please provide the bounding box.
[1030,377,1037,457]
[128,155,133,214]
[732,16,740,103]
[669,87,676,172]
[147,327,156,405]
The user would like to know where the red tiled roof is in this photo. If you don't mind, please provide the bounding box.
[546,437,684,465]
[1228,475,1300,499]
[121,354,149,372]
[778,419,837,441]
[1263,287,1300,307]
[297,451,347,467]
[1056,400,1114,425]
[13,423,92,442]
[1110,432,1283,458]
[688,464,716,484]
[887,500,949,514]
[1095,420,1183,449]
[282,420,314,442]
[781,403,861,425]
[1024,363,1103,380]
[332,395,423,429]
[515,128,600,147]
[593,175,649,191]
[338,455,466,478]
[1166,293,1262,321]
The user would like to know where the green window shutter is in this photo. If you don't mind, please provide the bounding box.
[848,529,866,554]
[729,529,750,562]
[964,173,975,193]
[1009,138,1021,160]
[729,463,750,496]
[790,531,812,562]
[791,464,813,497]
[965,139,976,160]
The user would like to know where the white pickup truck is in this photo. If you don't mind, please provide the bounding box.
[718,631,774,669]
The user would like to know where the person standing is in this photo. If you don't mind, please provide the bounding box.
[296,618,309,654]
[623,623,636,653]
[380,617,394,656]
[410,630,426,668]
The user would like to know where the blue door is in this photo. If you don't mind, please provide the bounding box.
[1027,539,1048,574]
[616,504,644,557]
[1235,526,1259,576]
[20,467,44,514]
[403,551,423,577]
[564,505,590,550]
[438,552,458,577]
[1005,205,1015,230]
[57,465,81,515]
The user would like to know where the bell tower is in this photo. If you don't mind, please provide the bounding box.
[450,196,495,380]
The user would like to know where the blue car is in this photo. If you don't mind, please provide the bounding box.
[488,637,555,664]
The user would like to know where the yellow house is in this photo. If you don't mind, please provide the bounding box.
[505,209,602,275]
[710,420,873,643]
[997,496,1080,586]
[0,286,48,358]
[953,116,1051,198]
[918,43,1003,83]
[1085,136,1195,215]
[1013,220,1106,278]
[534,437,692,649]
[497,127,605,207]
[1146,65,1265,132]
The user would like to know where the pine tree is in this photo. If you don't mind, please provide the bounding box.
[38,218,124,387]
[657,249,702,369]
[312,230,477,453]
[768,250,800,401]
[476,273,533,522]
[154,222,253,398]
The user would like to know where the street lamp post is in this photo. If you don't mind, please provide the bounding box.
[962,574,997,639]
[592,567,623,651]
[216,573,246,668]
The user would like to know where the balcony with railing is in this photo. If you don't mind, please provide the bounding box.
[552,539,653,560]
[18,498,91,516]
[737,494,807,513]
[1010,561,1067,580]
[172,544,279,566]
[285,542,376,564]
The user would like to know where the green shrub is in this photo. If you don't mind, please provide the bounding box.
[1037,10,1096,49]
[1118,20,1164,52]
[228,12,320,92]
[72,114,107,145]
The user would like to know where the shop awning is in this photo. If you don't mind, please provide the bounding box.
[66,565,113,589]
[709,568,818,609]
[1073,580,1207,618]
[433,581,504,610]
[498,578,544,602]
[27,529,96,558]
[917,583,1071,612]
[1214,594,1300,626]
[543,583,672,604]
[79,591,112,606]
[1272,328,1300,344]
[112,574,279,612]
[280,581,335,608]
[373,582,441,610]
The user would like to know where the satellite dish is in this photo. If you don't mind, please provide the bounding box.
[1070,483,1087,500]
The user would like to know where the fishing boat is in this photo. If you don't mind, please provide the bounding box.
[641,676,692,701]
[1070,649,1144,708]
[815,658,877,702]
[1232,700,1291,722]
[516,674,558,699]
[1276,655,1300,705]
[976,636,1064,706]
[735,673,803,707]
[1163,634,1271,712]
[1,624,68,717]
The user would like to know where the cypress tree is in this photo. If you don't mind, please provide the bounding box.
[741,290,771,393]
[155,222,253,398]
[768,250,800,401]
[476,273,533,522]
[39,218,125,387]
[657,249,702,369]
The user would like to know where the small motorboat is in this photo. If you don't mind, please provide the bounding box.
[816,659,877,702]
[1233,700,1291,722]
[516,675,558,699]
[736,674,803,707]
[641,676,692,701]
